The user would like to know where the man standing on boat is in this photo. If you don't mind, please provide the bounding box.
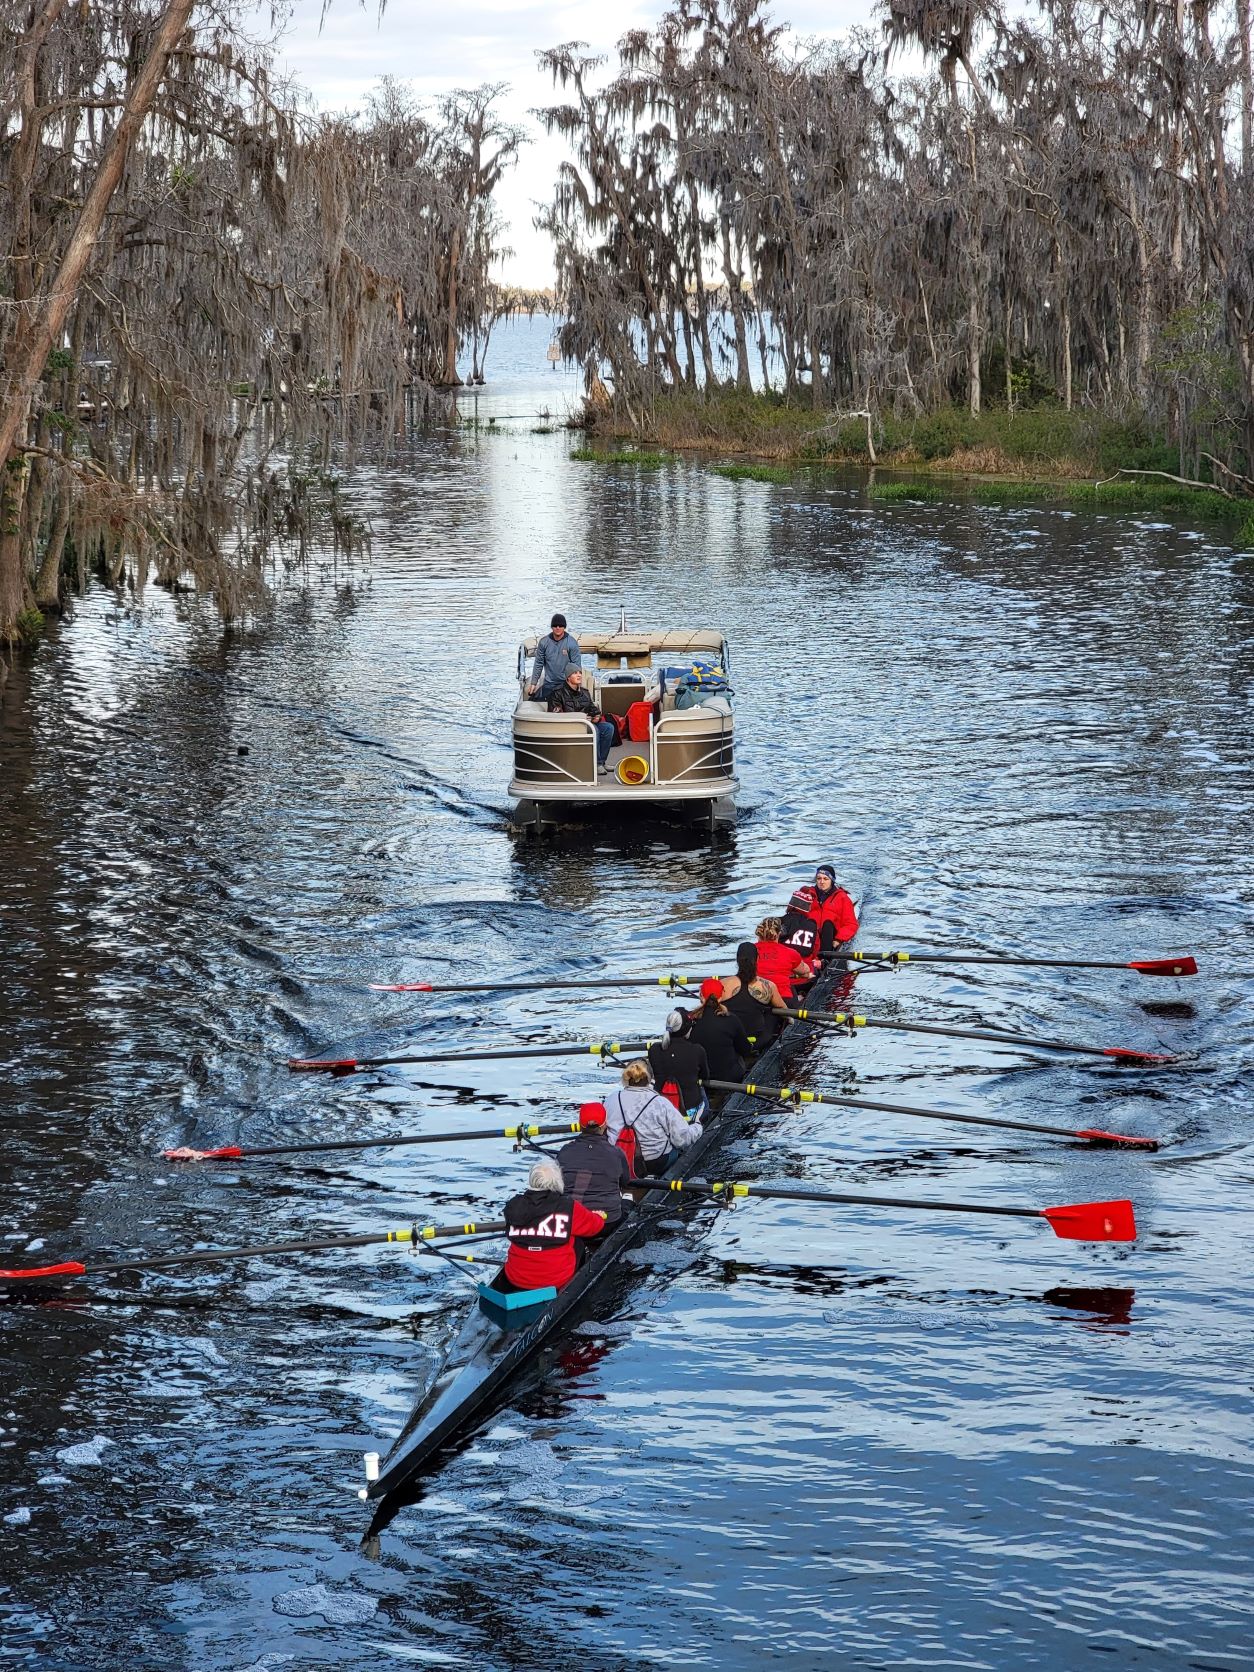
[527,613,581,701]
[556,1103,632,1235]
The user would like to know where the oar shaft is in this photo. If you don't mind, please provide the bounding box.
[633,1177,1039,1219]
[788,1008,1143,1060]
[707,1079,1155,1146]
[371,976,709,994]
[289,1040,652,1071]
[182,1122,581,1159]
[0,1223,507,1282]
[822,951,1196,976]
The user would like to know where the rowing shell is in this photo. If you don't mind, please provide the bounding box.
[362,927,860,1513]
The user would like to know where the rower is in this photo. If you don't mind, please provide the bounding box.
[492,1159,607,1293]
[647,1008,711,1122]
[753,916,812,1001]
[687,976,752,1084]
[604,1059,704,1177]
[779,888,820,971]
[555,1102,633,1235]
[719,942,789,1046]
[810,863,859,950]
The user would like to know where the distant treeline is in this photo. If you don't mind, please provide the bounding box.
[0,2,524,643]
[539,0,1254,493]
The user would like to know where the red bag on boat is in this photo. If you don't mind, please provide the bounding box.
[614,1125,640,1176]
[659,1079,682,1110]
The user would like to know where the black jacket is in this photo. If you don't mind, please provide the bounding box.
[555,1131,631,1221]
[647,1035,710,1113]
[547,683,602,718]
[688,1007,752,1084]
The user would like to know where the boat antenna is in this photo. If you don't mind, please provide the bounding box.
[618,603,627,632]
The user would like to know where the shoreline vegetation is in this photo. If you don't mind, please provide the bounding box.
[570,394,1254,545]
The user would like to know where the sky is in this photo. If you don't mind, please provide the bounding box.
[257,0,870,285]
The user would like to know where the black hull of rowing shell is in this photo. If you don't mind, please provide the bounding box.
[365,940,859,1512]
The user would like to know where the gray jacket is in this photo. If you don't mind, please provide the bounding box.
[530,631,581,689]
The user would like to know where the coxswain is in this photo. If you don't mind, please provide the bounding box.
[753,916,812,1000]
[719,942,789,1047]
[647,1008,711,1121]
[604,1059,703,1176]
[556,1102,633,1234]
[687,977,753,1084]
[493,1158,607,1293]
[810,864,859,951]
[779,888,821,970]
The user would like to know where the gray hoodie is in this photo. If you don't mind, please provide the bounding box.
[530,631,582,689]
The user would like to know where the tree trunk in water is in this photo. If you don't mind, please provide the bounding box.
[0,0,196,641]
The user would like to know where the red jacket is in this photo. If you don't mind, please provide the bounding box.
[754,939,809,1000]
[811,886,858,950]
[503,1190,605,1290]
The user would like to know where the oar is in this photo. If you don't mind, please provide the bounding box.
[163,1121,583,1161]
[369,975,711,994]
[288,1040,652,1074]
[0,1221,506,1284]
[629,1177,1137,1241]
[784,1008,1176,1064]
[706,1078,1158,1149]
[820,950,1198,976]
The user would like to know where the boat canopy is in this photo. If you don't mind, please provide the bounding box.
[520,628,726,657]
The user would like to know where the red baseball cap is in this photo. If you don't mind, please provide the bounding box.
[579,1101,608,1127]
[699,977,723,999]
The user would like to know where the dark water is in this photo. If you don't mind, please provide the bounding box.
[2,315,1252,1669]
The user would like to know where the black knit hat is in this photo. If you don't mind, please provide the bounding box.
[551,612,567,629]
[815,863,836,885]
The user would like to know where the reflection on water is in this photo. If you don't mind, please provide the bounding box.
[1,314,1252,1668]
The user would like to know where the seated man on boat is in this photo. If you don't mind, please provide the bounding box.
[604,1058,703,1177]
[753,916,814,1001]
[493,1158,608,1293]
[687,977,753,1085]
[648,1009,711,1121]
[811,863,859,949]
[527,613,581,701]
[556,1102,633,1234]
[546,668,617,774]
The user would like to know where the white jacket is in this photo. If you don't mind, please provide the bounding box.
[603,1084,701,1161]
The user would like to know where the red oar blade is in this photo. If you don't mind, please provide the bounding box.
[1074,1129,1159,1151]
[163,1146,242,1161]
[0,1261,87,1281]
[1042,1199,1136,1242]
[1103,1047,1178,1064]
[288,1058,360,1075]
[1129,956,1197,977]
[368,983,432,992]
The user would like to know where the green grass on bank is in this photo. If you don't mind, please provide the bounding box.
[869,475,1247,524]
[569,446,671,467]
[709,461,795,483]
[599,388,1193,477]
